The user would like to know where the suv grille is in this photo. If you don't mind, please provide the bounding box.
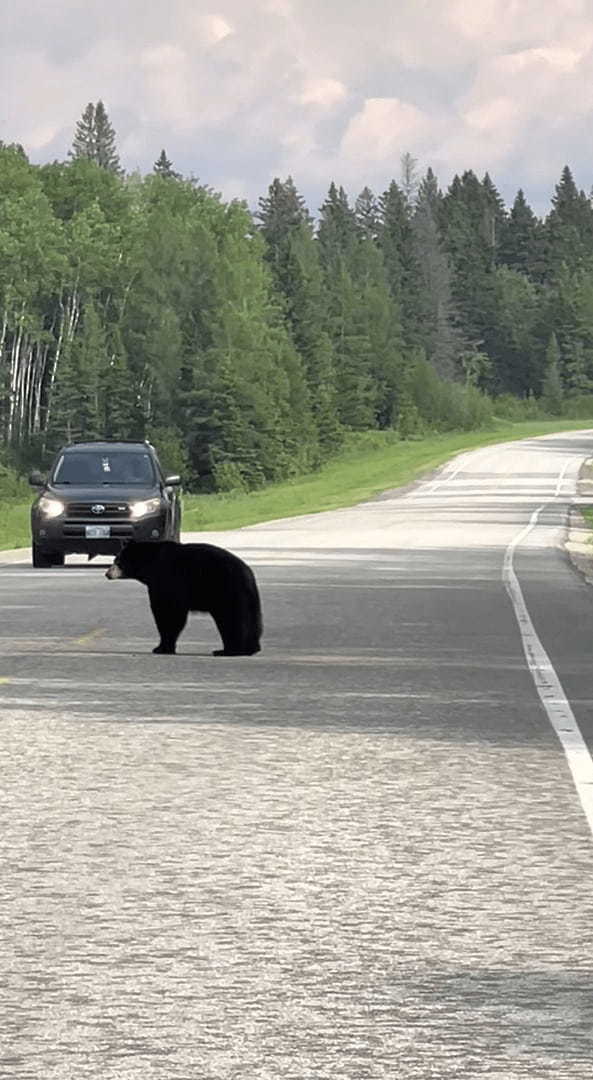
[66,502,131,519]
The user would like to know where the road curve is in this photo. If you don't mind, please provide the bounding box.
[2,429,593,1079]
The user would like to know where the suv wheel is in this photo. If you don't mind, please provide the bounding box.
[32,544,63,568]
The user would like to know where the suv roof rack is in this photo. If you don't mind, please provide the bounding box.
[63,439,155,449]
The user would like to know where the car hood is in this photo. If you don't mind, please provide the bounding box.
[40,485,160,502]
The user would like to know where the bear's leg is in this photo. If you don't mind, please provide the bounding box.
[210,606,241,656]
[149,589,188,654]
[211,601,260,657]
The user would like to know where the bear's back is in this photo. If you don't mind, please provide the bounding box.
[164,542,257,612]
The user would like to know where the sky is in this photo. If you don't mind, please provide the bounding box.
[3,0,593,215]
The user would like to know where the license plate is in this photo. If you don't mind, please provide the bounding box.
[85,525,111,539]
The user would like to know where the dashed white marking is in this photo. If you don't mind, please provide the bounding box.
[504,503,593,839]
[554,457,573,497]
[406,447,494,498]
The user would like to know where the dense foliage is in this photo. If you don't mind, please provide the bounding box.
[1,105,593,491]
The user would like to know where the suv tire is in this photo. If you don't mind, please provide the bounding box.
[32,544,62,568]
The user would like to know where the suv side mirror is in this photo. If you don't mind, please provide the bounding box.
[29,470,46,487]
[164,475,181,487]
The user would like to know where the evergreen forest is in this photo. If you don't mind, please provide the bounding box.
[2,102,593,492]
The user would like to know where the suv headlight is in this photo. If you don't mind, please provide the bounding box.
[129,497,162,519]
[38,496,64,519]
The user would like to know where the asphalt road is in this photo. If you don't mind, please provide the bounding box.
[2,430,593,1079]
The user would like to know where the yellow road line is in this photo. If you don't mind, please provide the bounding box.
[72,627,107,646]
[0,677,11,684]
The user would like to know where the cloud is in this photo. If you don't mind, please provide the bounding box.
[298,78,347,108]
[2,0,593,213]
[188,12,234,45]
[341,99,429,163]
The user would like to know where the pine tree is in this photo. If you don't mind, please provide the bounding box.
[70,100,122,174]
[543,165,593,277]
[256,178,342,455]
[377,179,425,347]
[499,189,541,278]
[318,184,404,429]
[258,176,311,240]
[440,170,498,357]
[0,140,27,159]
[102,330,139,438]
[317,187,376,429]
[153,149,180,179]
[317,182,358,265]
[481,173,507,261]
[400,152,419,203]
[541,333,563,412]
[257,176,313,298]
[569,268,593,391]
[563,338,593,394]
[353,238,405,427]
[275,223,341,454]
[70,103,96,162]
[355,187,380,241]
[94,101,122,174]
[73,299,102,438]
[551,165,581,220]
[488,266,539,395]
[416,166,441,213]
[412,169,463,378]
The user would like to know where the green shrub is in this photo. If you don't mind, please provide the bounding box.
[147,426,189,479]
[493,392,547,422]
[562,394,593,419]
[0,462,30,501]
[407,360,493,432]
[211,458,248,493]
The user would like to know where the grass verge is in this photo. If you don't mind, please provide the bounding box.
[0,501,32,552]
[2,418,592,551]
[580,508,593,534]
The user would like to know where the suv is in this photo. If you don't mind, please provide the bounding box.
[30,440,182,568]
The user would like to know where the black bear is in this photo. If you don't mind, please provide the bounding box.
[106,540,262,656]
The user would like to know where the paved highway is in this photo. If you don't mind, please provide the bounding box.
[2,430,593,1079]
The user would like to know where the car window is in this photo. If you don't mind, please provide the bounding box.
[52,452,156,485]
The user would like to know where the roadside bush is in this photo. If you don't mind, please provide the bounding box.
[408,360,493,432]
[397,398,424,439]
[211,458,248,493]
[562,394,593,419]
[457,383,493,430]
[341,429,401,453]
[147,426,189,480]
[0,461,30,501]
[492,392,547,422]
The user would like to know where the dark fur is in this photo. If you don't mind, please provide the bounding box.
[107,541,262,656]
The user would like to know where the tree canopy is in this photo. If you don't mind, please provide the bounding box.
[1,110,592,488]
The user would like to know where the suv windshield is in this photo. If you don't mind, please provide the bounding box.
[52,451,156,486]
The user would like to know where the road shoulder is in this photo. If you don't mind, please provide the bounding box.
[566,459,593,585]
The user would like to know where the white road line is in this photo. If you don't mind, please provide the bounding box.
[411,446,494,497]
[554,457,573,497]
[503,504,593,839]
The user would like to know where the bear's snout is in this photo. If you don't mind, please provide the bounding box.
[105,564,123,580]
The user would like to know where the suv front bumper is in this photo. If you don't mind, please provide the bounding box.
[32,511,168,556]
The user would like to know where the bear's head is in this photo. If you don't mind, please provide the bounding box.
[105,541,164,583]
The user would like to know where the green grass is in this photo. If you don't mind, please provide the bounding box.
[0,500,32,551]
[181,418,593,531]
[2,418,592,551]
[580,508,593,534]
